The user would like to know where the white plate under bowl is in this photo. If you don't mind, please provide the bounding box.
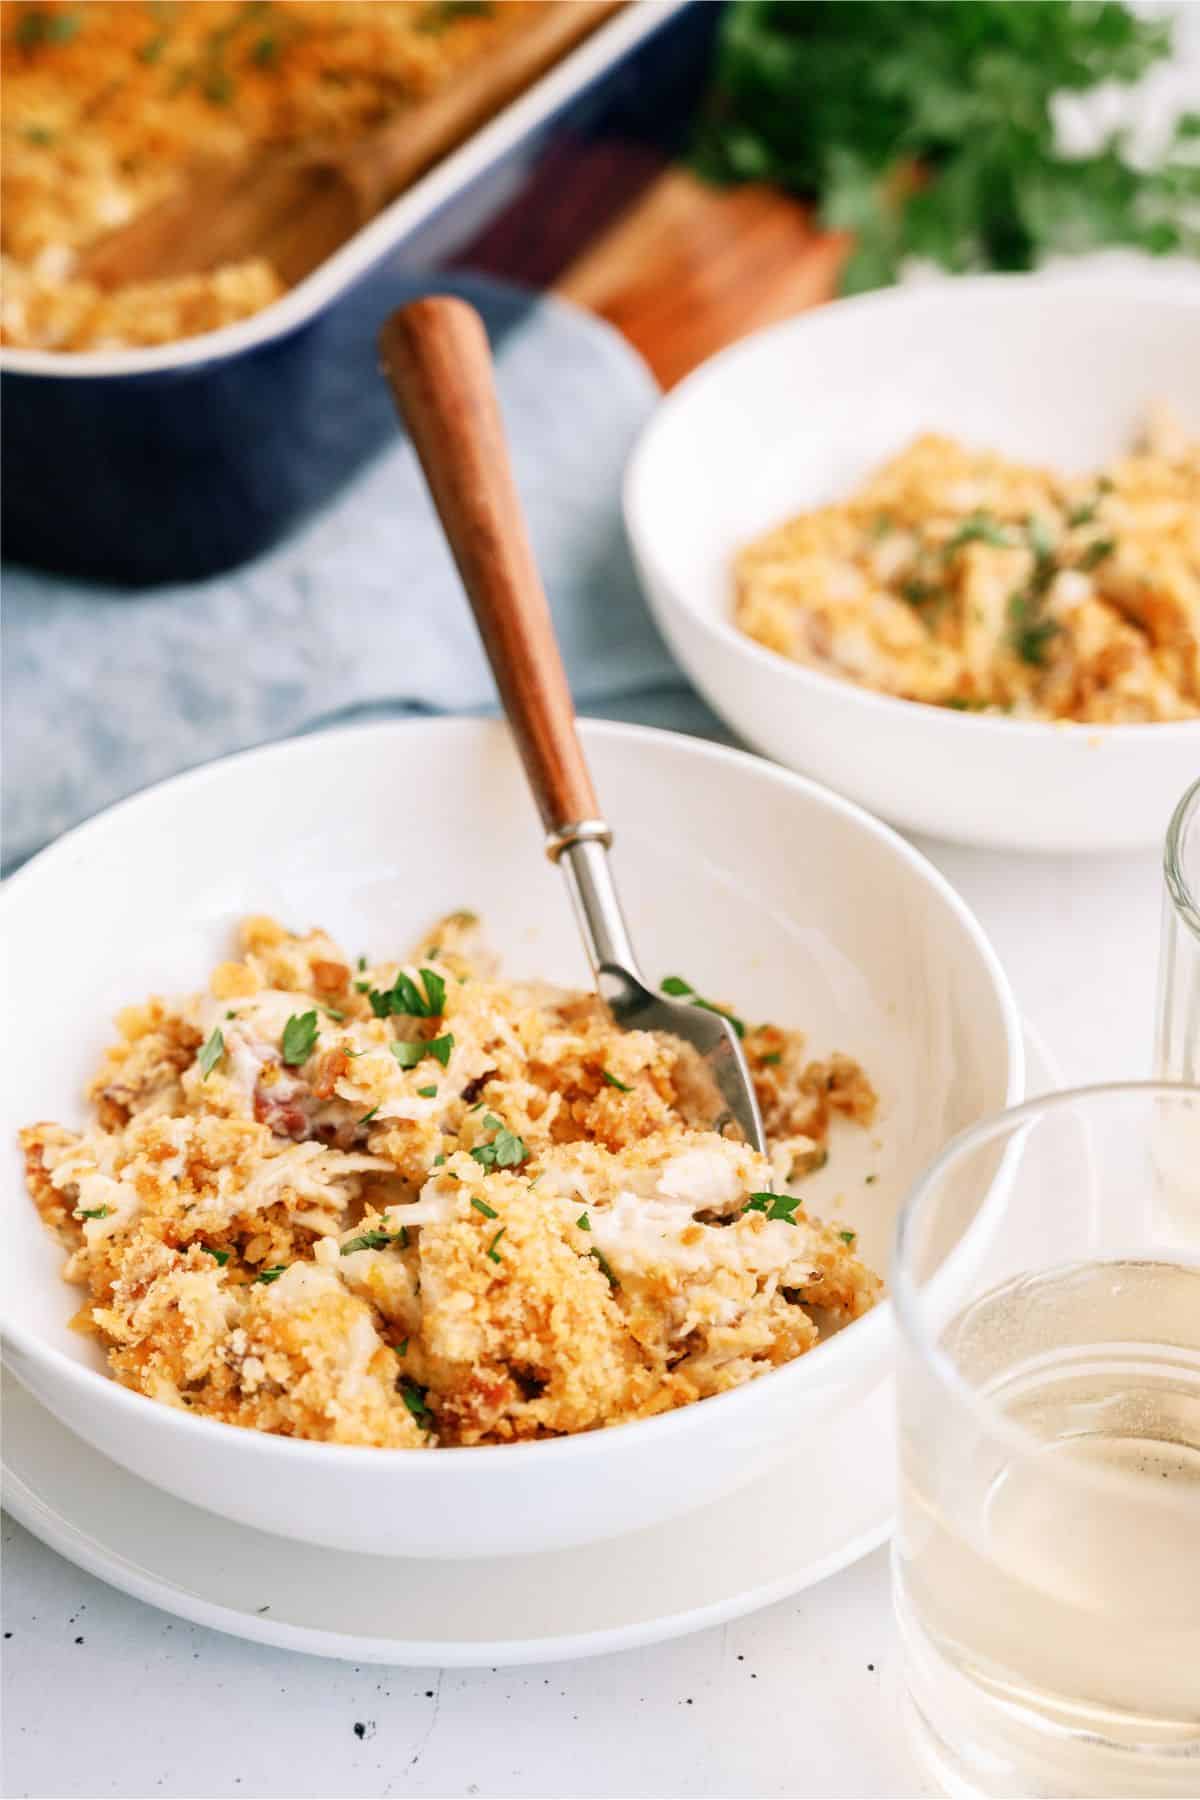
[3,1030,1057,1670]
[624,274,1200,853]
[1,1367,888,1668]
[0,718,1021,1559]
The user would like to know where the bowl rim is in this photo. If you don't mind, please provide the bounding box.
[0,0,688,382]
[623,271,1200,749]
[1,713,1024,1467]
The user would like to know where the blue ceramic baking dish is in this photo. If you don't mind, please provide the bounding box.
[1,0,714,587]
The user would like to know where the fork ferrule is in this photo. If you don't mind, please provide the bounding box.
[544,818,613,863]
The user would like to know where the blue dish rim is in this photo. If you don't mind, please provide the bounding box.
[0,0,692,382]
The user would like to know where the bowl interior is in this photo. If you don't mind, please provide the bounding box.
[1,718,1019,1375]
[626,279,1200,648]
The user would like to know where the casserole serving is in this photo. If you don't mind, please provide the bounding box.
[0,0,708,583]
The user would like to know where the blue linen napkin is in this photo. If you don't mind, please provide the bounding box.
[2,274,727,872]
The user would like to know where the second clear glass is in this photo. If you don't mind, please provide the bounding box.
[892,1083,1200,1800]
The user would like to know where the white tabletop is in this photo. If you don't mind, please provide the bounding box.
[1,838,1162,1800]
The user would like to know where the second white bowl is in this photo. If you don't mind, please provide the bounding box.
[625,276,1200,852]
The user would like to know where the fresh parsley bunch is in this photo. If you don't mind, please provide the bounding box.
[693,0,1200,292]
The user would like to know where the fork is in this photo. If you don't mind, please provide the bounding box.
[379,296,766,1154]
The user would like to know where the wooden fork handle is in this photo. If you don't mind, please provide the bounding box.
[379,296,600,836]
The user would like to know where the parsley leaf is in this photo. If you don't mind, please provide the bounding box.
[1009,593,1060,667]
[659,975,746,1038]
[341,1230,394,1254]
[945,511,1012,554]
[281,1011,319,1066]
[254,1265,288,1285]
[744,1191,801,1226]
[1078,537,1116,571]
[400,1378,431,1423]
[692,2,1199,294]
[395,1337,409,1356]
[589,1245,618,1286]
[601,1069,633,1093]
[78,1205,111,1220]
[839,1229,858,1246]
[417,1084,438,1098]
[369,967,446,1020]
[576,1211,591,1232]
[198,1026,225,1080]
[201,1244,230,1265]
[470,1118,530,1171]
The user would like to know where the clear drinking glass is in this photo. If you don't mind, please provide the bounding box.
[1157,777,1200,1083]
[892,1083,1200,1800]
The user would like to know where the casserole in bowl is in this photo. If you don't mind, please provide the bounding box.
[624,276,1200,852]
[1,717,1022,1556]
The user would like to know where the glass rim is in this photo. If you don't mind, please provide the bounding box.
[892,1078,1200,1485]
[1165,775,1200,943]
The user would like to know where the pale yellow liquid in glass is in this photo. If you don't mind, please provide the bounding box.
[898,1260,1200,1797]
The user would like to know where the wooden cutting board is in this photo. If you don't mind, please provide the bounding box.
[463,144,848,390]
[555,167,849,389]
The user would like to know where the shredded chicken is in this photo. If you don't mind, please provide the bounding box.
[735,412,1200,723]
[21,912,879,1447]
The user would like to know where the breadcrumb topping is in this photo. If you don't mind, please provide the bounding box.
[21,912,880,1447]
[735,411,1200,723]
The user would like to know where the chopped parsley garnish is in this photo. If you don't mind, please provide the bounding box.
[945,511,1011,553]
[485,1226,507,1263]
[760,1050,782,1066]
[368,966,446,1020]
[400,1378,431,1423]
[744,1191,801,1225]
[576,1211,591,1231]
[659,975,745,1039]
[1009,593,1060,667]
[901,578,940,607]
[356,955,367,972]
[281,1010,319,1066]
[250,29,279,65]
[470,1116,530,1171]
[1025,516,1055,561]
[589,1246,618,1286]
[321,1006,346,1023]
[16,8,81,49]
[341,1230,394,1254]
[225,1009,238,1020]
[201,1245,230,1265]
[417,1084,437,1098]
[254,1265,287,1285]
[839,1229,857,1246]
[1067,499,1099,528]
[392,1031,454,1071]
[77,1205,111,1220]
[198,1026,225,1079]
[432,1153,446,1166]
[358,1106,379,1125]
[395,1338,409,1357]
[1078,537,1116,571]
[601,1069,632,1093]
[417,0,494,33]
[470,1196,499,1220]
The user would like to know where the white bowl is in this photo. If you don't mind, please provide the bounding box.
[624,276,1200,852]
[0,718,1022,1556]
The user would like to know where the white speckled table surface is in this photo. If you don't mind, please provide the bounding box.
[2,838,1161,1800]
